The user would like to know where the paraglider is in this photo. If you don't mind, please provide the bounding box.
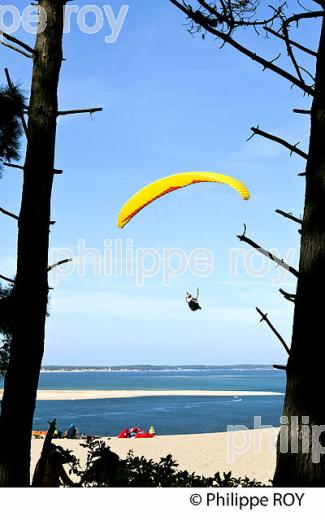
[186,289,201,312]
[117,171,250,228]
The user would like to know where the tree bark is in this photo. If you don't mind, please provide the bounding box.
[273,18,325,486]
[0,0,65,486]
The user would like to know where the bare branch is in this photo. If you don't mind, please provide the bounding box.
[0,30,35,54]
[57,107,103,116]
[0,206,55,225]
[273,364,287,370]
[237,225,299,277]
[0,41,33,59]
[264,26,317,57]
[256,307,290,354]
[169,0,315,95]
[197,0,286,28]
[3,162,63,175]
[3,162,24,171]
[0,206,18,220]
[283,10,325,30]
[249,126,308,160]
[279,288,296,303]
[298,65,316,83]
[293,108,312,114]
[47,258,72,272]
[275,209,303,225]
[280,20,306,86]
[297,0,313,11]
[0,274,14,284]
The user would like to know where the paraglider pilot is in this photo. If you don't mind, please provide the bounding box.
[186,289,201,312]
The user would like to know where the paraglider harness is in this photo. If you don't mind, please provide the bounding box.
[186,289,201,312]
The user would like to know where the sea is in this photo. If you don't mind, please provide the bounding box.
[0,366,286,436]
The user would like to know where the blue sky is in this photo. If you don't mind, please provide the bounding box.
[0,1,319,365]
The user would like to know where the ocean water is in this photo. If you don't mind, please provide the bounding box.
[34,394,284,436]
[1,368,286,436]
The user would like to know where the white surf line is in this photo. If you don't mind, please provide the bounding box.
[0,389,284,401]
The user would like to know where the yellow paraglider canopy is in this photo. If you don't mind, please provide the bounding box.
[117,171,250,228]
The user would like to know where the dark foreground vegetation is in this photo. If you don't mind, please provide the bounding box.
[43,437,267,488]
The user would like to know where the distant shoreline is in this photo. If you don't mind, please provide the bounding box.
[0,389,283,401]
[37,364,278,373]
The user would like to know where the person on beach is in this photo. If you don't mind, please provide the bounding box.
[65,424,77,439]
[186,289,201,311]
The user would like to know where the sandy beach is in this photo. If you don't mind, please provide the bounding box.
[2,387,281,484]
[0,389,283,401]
[31,428,278,484]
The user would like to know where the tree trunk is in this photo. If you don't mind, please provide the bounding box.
[0,0,65,486]
[273,18,325,486]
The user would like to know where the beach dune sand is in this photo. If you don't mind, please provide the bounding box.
[31,428,278,485]
[0,389,283,401]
